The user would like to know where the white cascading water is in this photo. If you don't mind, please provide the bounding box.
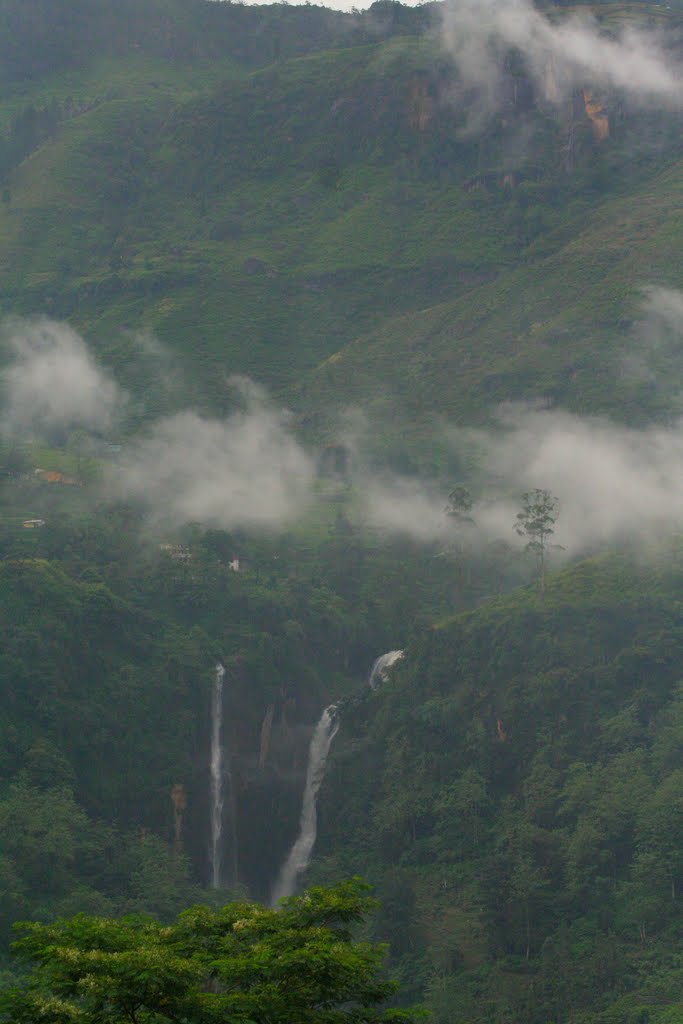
[270,704,339,905]
[369,649,404,689]
[209,663,225,889]
[270,650,404,904]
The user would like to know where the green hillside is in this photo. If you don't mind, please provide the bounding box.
[0,487,463,920]
[297,156,683,448]
[0,556,210,938]
[4,1,683,1021]
[2,0,683,440]
[316,548,683,1023]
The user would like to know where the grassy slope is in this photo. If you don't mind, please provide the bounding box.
[1,15,681,454]
[299,156,683,438]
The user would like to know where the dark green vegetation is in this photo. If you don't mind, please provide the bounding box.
[4,0,683,1022]
[0,879,416,1024]
[317,550,683,1023]
[0,494,459,926]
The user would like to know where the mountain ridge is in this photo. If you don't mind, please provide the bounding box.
[4,0,683,446]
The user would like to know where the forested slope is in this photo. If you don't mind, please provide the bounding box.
[4,1,683,1021]
[0,495,461,946]
[316,550,683,1022]
[0,556,210,947]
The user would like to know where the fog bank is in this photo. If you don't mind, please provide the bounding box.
[6,314,683,557]
[0,317,121,437]
[441,0,683,122]
[111,391,315,532]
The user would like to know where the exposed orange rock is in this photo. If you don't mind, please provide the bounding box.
[408,76,433,132]
[259,704,275,769]
[583,89,609,141]
[171,783,187,854]
[34,468,78,485]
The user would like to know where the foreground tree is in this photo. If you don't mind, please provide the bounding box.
[0,879,417,1024]
[514,489,559,592]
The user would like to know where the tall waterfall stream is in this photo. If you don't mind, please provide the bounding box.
[209,663,225,889]
[209,663,238,890]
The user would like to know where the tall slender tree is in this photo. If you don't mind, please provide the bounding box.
[514,489,559,592]
[445,485,474,528]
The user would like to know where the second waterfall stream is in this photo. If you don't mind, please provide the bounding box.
[270,704,339,905]
[270,649,404,905]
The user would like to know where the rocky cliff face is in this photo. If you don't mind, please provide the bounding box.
[583,88,610,140]
[217,660,330,900]
[407,74,434,131]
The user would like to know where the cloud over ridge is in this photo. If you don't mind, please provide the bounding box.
[111,395,316,532]
[0,317,121,437]
[440,0,683,116]
[6,305,683,559]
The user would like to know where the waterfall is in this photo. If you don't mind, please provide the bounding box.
[209,663,225,889]
[271,704,339,905]
[270,650,404,904]
[369,649,404,689]
[209,662,238,889]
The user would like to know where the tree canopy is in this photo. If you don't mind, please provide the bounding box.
[0,879,418,1024]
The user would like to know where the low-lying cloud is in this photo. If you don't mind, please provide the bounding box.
[440,0,683,120]
[0,317,122,438]
[357,286,683,555]
[7,309,683,557]
[111,387,315,531]
[478,405,683,550]
[358,403,683,557]
[624,286,683,390]
[360,472,452,543]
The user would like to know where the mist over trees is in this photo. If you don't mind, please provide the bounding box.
[4,0,683,1022]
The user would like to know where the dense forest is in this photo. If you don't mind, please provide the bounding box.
[4,0,683,1021]
[317,550,683,1021]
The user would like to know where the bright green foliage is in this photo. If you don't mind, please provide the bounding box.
[0,880,417,1024]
